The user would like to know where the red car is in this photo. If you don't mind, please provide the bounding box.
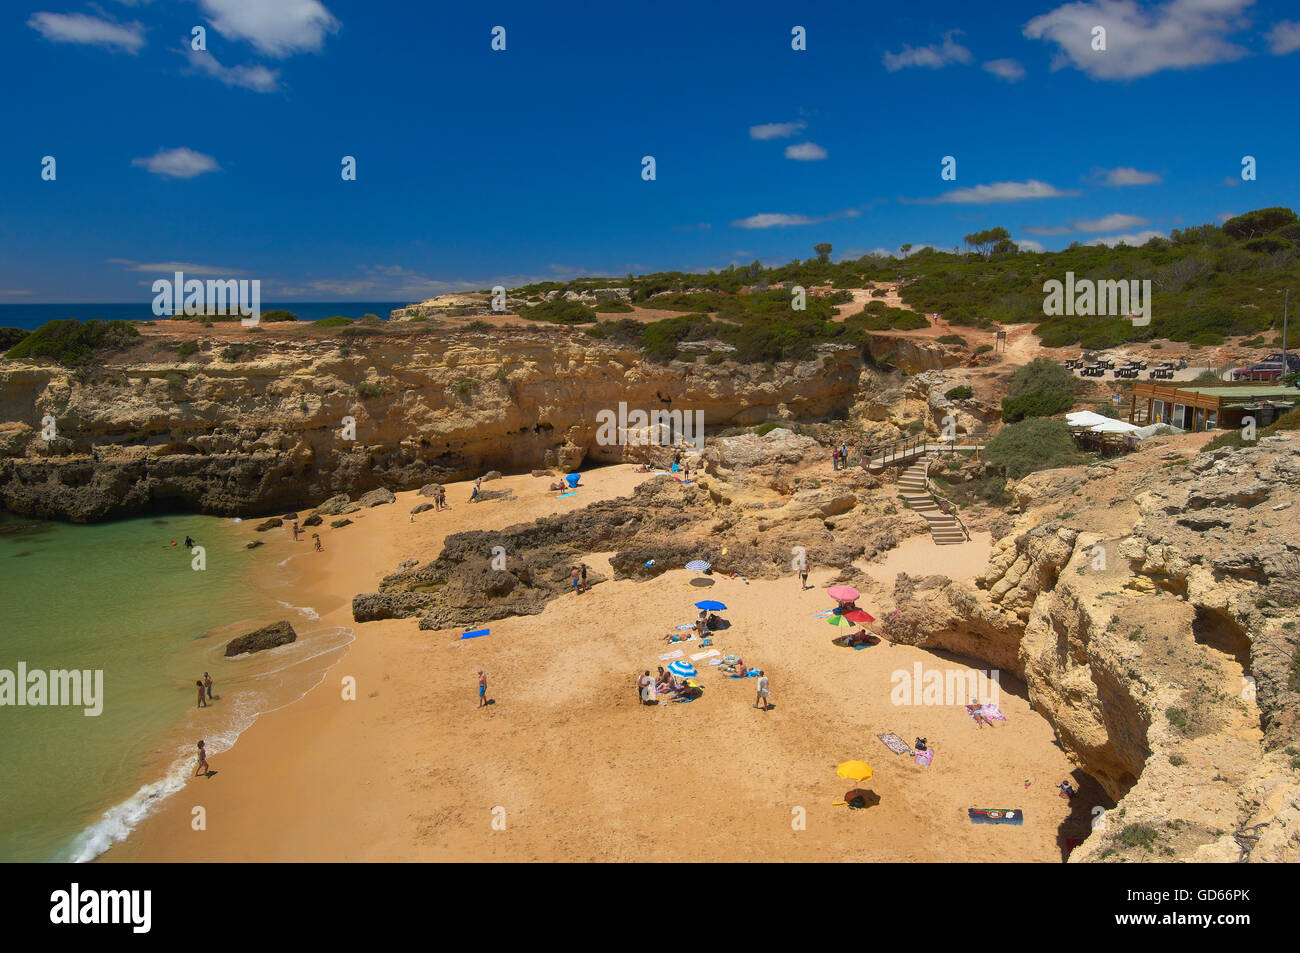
[1233,353,1300,381]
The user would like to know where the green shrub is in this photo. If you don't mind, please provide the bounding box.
[594,301,634,313]
[220,344,249,362]
[261,309,298,323]
[755,422,779,436]
[944,385,973,400]
[178,341,199,359]
[936,334,968,346]
[975,343,993,354]
[985,417,1081,478]
[355,381,382,398]
[5,319,140,367]
[1001,389,1073,422]
[0,328,30,351]
[518,299,598,325]
[315,316,353,327]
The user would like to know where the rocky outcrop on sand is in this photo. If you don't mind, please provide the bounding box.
[225,620,297,657]
[882,435,1300,862]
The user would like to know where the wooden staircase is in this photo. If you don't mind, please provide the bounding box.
[898,459,969,546]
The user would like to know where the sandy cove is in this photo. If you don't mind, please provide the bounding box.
[105,464,1081,862]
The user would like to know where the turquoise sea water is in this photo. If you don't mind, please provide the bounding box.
[0,512,351,862]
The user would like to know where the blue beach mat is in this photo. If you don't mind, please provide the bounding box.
[461,628,490,640]
[557,492,577,498]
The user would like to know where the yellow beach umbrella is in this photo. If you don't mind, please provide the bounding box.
[836,760,873,783]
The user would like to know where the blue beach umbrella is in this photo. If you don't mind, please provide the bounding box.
[694,600,727,611]
[565,473,581,488]
[685,559,711,572]
[668,660,697,678]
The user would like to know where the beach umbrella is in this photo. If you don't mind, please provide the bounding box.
[844,609,875,624]
[565,473,581,488]
[836,760,874,783]
[694,600,727,611]
[826,613,856,627]
[827,585,860,602]
[685,559,711,572]
[668,660,697,678]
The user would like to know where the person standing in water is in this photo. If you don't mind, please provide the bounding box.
[196,680,207,709]
[184,535,195,549]
[195,740,209,777]
[203,672,213,701]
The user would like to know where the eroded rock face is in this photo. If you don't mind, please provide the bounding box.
[0,326,866,521]
[225,620,297,657]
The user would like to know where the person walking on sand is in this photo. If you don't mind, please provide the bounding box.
[638,670,653,705]
[314,535,323,552]
[840,442,848,468]
[571,566,583,594]
[196,680,207,709]
[477,670,487,708]
[754,671,771,710]
[203,672,213,701]
[580,563,589,591]
[795,552,809,590]
[195,740,209,778]
[832,446,839,471]
[292,521,301,541]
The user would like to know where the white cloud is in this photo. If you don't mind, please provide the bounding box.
[1266,20,1300,55]
[197,0,339,58]
[920,180,1079,204]
[1072,213,1151,232]
[27,12,146,53]
[785,142,827,161]
[1015,238,1047,252]
[130,147,220,179]
[1084,229,1167,247]
[883,30,973,71]
[983,58,1026,81]
[1024,224,1074,235]
[110,259,246,275]
[732,209,858,229]
[181,48,280,92]
[1024,0,1253,80]
[749,121,806,140]
[1098,166,1162,186]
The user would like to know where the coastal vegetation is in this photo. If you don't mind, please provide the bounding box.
[4,319,139,367]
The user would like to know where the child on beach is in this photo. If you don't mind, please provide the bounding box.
[478,670,487,708]
[314,536,323,552]
[194,740,209,777]
[795,553,809,590]
[196,680,207,709]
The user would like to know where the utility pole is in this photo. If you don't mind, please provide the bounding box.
[1283,289,1291,386]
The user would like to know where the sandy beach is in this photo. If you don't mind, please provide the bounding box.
[101,464,1082,862]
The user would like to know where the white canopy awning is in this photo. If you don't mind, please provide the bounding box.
[1091,419,1142,434]
[1066,410,1113,428]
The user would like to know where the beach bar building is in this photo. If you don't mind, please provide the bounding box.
[1128,381,1298,432]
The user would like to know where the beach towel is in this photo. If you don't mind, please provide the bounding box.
[557,492,577,498]
[659,649,685,661]
[460,628,490,640]
[877,733,911,755]
[966,704,1007,722]
[690,649,721,662]
[812,609,834,620]
[915,749,933,767]
[675,623,696,631]
[968,808,1023,826]
[729,670,760,679]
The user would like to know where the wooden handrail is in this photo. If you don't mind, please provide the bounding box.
[922,457,971,541]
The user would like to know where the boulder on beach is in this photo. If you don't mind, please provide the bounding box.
[331,518,353,528]
[482,470,503,481]
[281,513,299,521]
[225,620,297,657]
[246,540,264,549]
[411,502,433,514]
[302,514,323,527]
[311,494,352,517]
[255,517,283,532]
[418,483,442,498]
[358,487,395,507]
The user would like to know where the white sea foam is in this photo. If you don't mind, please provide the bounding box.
[65,626,354,863]
[275,599,319,621]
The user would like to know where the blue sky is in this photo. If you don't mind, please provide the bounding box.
[2,0,1298,303]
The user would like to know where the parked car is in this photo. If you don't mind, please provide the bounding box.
[1233,353,1300,381]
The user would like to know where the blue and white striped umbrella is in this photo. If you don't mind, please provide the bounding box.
[667,660,697,678]
[685,559,711,572]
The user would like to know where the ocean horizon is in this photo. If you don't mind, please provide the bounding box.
[0,302,411,332]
